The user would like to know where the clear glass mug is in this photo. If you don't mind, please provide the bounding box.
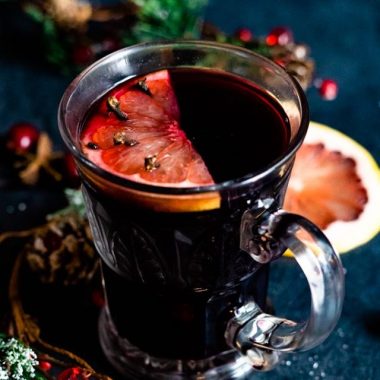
[58,41,344,379]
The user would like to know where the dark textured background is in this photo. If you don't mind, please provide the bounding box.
[1,1,380,379]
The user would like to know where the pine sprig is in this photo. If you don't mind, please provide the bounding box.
[23,3,69,70]
[125,0,208,43]
[21,0,208,71]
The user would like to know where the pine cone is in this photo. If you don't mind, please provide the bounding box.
[267,43,315,90]
[25,213,98,286]
[201,24,315,90]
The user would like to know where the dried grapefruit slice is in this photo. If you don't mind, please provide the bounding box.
[82,70,214,188]
[285,121,380,253]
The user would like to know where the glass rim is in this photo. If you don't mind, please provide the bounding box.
[58,40,309,196]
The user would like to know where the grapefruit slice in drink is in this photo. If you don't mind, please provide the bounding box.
[81,70,219,212]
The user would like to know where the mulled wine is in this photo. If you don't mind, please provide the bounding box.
[170,68,290,182]
[79,67,290,359]
[59,41,345,380]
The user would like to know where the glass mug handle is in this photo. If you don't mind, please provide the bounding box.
[225,201,345,371]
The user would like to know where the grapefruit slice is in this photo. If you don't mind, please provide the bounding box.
[82,70,214,188]
[284,121,380,253]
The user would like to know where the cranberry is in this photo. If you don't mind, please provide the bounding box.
[57,367,88,380]
[38,361,52,372]
[274,58,286,67]
[6,122,40,153]
[266,26,293,46]
[318,79,338,100]
[234,27,253,42]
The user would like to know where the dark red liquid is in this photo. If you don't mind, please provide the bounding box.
[170,68,289,182]
[80,68,290,359]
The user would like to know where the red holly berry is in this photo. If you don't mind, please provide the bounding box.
[318,79,338,100]
[38,360,52,372]
[57,367,89,380]
[6,122,40,153]
[72,44,94,66]
[266,26,293,46]
[234,27,253,42]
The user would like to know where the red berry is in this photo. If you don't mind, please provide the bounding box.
[266,26,293,46]
[234,27,253,42]
[72,44,94,66]
[318,79,338,100]
[57,367,88,380]
[6,122,40,153]
[38,361,52,372]
[274,58,286,67]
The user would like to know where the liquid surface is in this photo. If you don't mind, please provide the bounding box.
[81,68,290,184]
[171,68,289,182]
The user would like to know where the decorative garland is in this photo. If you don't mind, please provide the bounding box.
[14,0,338,96]
[22,0,208,72]
[0,189,106,380]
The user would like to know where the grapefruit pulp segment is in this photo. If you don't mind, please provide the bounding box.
[81,69,215,189]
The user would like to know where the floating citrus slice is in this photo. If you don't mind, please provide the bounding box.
[82,70,214,188]
[284,121,380,253]
[81,70,219,212]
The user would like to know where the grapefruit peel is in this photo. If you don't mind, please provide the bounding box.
[284,121,380,255]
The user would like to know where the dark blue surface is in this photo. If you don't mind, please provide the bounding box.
[1,1,380,379]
